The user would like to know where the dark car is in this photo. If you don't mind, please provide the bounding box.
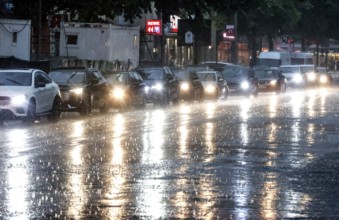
[316,67,333,86]
[220,65,259,96]
[200,61,234,72]
[196,70,229,100]
[253,66,287,93]
[175,68,204,102]
[135,66,179,105]
[49,67,110,115]
[106,71,147,110]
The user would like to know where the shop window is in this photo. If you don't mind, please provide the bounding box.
[66,35,78,45]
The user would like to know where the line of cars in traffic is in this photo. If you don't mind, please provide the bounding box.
[0,61,333,125]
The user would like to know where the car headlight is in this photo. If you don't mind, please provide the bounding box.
[319,75,328,83]
[292,74,303,83]
[152,83,163,91]
[180,82,190,91]
[145,86,150,93]
[206,85,216,93]
[11,94,27,105]
[270,80,277,85]
[112,88,125,99]
[307,72,316,81]
[241,81,250,90]
[70,88,83,95]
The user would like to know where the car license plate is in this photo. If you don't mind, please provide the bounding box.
[259,84,267,89]
[0,100,9,106]
[62,92,70,100]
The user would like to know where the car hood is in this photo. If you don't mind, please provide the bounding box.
[144,80,164,86]
[0,86,31,96]
[224,77,247,84]
[57,83,85,91]
[257,77,276,82]
[201,81,217,88]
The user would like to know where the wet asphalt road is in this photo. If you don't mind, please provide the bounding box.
[1,86,339,219]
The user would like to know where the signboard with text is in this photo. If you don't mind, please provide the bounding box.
[146,20,162,35]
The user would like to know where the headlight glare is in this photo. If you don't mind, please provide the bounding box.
[152,83,163,91]
[319,75,328,83]
[206,85,216,93]
[113,88,124,99]
[70,88,83,95]
[241,81,250,90]
[180,82,190,91]
[11,94,27,105]
[292,74,303,83]
[270,80,277,85]
[307,72,316,81]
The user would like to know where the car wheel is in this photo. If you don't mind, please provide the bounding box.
[80,96,91,116]
[47,97,61,122]
[23,100,36,124]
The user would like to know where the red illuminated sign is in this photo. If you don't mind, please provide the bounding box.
[146,20,162,35]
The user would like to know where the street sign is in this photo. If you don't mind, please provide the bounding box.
[146,20,162,35]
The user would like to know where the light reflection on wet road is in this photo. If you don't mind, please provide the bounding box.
[1,87,339,219]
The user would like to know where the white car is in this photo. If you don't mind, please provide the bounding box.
[196,70,229,100]
[0,69,61,124]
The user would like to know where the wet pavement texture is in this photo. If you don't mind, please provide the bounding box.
[1,87,339,219]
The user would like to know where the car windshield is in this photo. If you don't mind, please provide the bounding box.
[259,59,281,67]
[138,69,164,80]
[279,66,300,73]
[221,67,248,79]
[255,70,276,79]
[197,72,216,81]
[49,70,85,84]
[301,66,314,73]
[175,70,191,80]
[107,73,127,84]
[0,71,32,86]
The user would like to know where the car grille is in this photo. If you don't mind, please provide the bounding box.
[227,83,239,89]
[0,97,10,106]
[61,91,71,100]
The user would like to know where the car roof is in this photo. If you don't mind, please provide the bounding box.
[196,70,219,74]
[0,68,37,73]
[50,67,99,72]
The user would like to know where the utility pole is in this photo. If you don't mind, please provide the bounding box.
[233,12,238,64]
[38,0,42,60]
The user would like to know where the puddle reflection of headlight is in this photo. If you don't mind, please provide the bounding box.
[206,85,216,93]
[70,88,83,95]
[241,81,250,90]
[11,94,27,105]
[292,74,303,83]
[180,82,190,91]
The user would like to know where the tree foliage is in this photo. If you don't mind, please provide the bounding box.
[8,0,339,46]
